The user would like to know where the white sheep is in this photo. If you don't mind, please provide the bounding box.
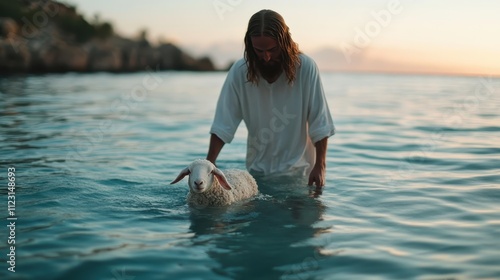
[170,159,259,207]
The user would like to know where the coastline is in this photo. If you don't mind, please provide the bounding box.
[0,0,216,75]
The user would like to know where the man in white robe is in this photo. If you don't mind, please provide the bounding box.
[207,9,335,187]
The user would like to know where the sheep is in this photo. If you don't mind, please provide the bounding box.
[170,159,259,207]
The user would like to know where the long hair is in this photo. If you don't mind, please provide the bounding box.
[244,10,301,85]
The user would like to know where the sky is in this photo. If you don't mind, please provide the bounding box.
[63,0,500,76]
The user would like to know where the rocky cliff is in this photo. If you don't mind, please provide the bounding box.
[0,0,215,74]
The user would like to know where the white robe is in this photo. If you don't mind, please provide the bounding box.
[210,54,335,176]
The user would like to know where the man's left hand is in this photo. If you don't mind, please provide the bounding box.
[308,163,325,187]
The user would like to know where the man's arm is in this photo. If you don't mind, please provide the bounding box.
[206,133,225,165]
[308,137,328,187]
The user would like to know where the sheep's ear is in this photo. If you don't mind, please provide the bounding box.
[213,168,232,190]
[170,167,190,185]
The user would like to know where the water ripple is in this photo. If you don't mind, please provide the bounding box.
[1,73,499,280]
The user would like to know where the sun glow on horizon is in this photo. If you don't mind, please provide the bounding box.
[65,0,500,76]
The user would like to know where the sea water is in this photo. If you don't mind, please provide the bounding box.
[0,71,499,279]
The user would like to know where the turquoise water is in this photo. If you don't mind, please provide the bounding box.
[1,71,499,280]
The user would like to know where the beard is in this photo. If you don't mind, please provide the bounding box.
[256,59,282,79]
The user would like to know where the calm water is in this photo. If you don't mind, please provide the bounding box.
[1,71,499,280]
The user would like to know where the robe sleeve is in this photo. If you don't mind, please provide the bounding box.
[305,56,336,143]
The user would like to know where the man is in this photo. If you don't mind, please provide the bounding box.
[207,9,335,187]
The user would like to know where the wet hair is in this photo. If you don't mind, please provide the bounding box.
[244,9,301,85]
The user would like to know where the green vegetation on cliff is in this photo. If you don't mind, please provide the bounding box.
[0,0,113,42]
[0,0,215,73]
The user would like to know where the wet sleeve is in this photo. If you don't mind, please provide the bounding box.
[209,65,243,144]
[306,58,336,143]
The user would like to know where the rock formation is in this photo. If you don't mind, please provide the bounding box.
[0,0,215,74]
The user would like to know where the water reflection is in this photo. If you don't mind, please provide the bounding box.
[187,176,329,279]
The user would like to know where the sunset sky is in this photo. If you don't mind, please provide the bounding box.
[64,0,500,76]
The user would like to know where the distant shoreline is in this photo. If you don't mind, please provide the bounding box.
[0,0,218,74]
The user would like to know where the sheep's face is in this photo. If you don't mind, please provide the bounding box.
[188,161,216,193]
[170,159,232,191]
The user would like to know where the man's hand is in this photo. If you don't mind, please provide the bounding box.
[308,162,326,187]
[308,137,328,188]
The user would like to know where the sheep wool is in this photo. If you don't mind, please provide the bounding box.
[170,160,259,207]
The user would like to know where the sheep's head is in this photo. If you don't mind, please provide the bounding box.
[170,159,232,193]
